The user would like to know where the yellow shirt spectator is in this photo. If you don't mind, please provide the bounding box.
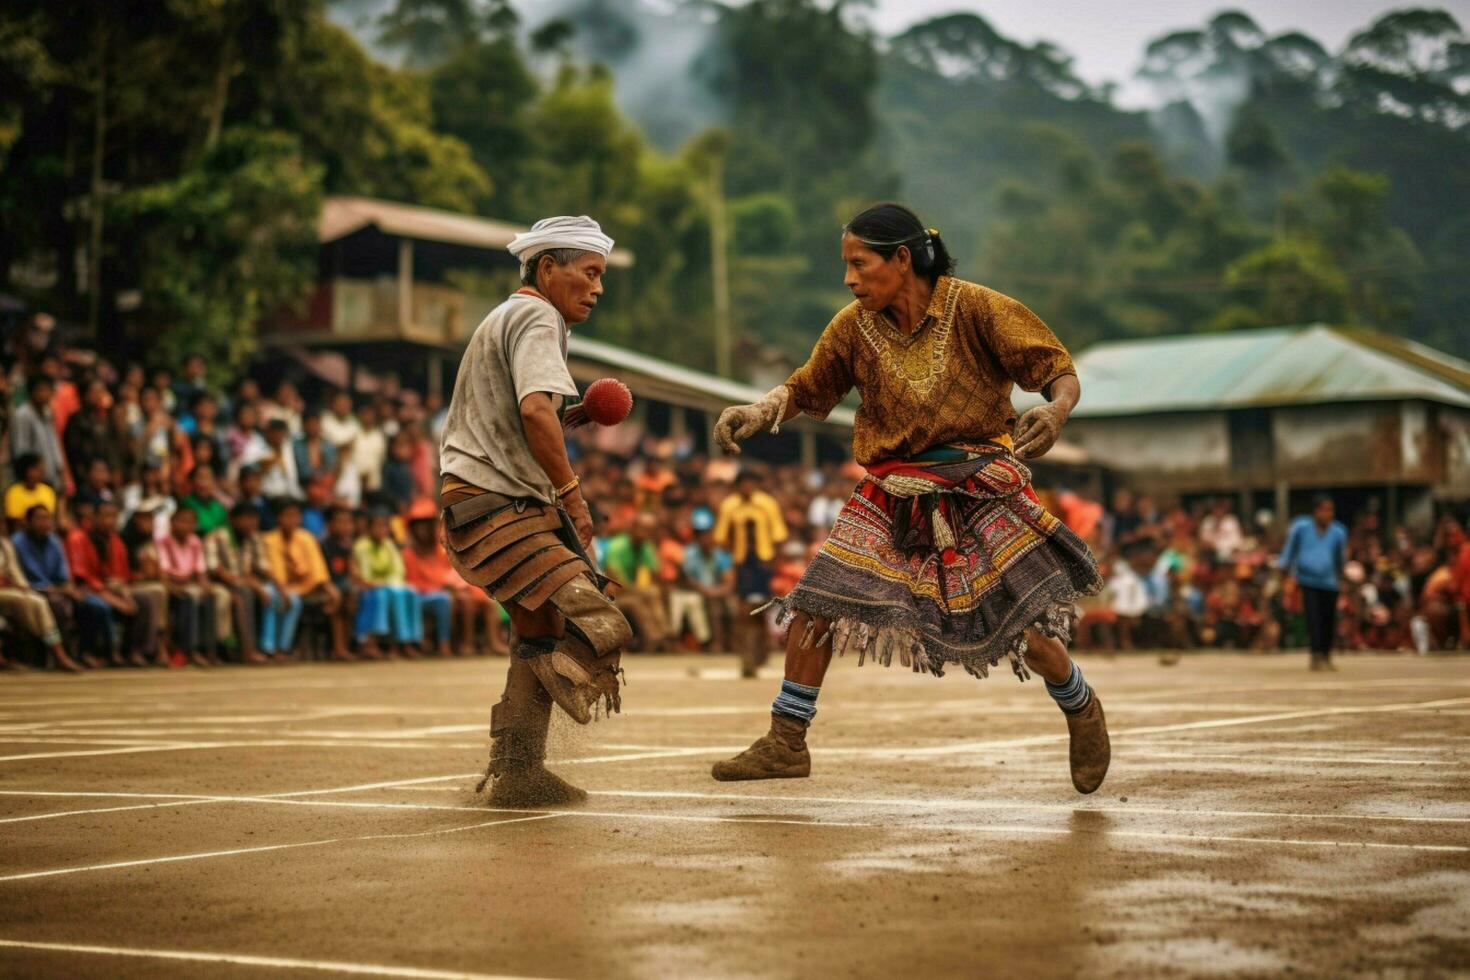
[263,527,329,595]
[5,481,57,522]
[715,485,788,563]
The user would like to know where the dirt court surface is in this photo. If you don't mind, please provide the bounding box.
[0,652,1467,979]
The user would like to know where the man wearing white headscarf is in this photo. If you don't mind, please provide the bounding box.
[439,216,632,808]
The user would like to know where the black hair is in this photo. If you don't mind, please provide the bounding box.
[520,248,591,287]
[324,504,355,523]
[14,452,41,476]
[24,503,51,520]
[272,497,303,516]
[843,202,955,284]
[1312,493,1334,510]
[229,501,258,520]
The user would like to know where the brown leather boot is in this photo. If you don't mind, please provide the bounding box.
[1066,693,1110,794]
[711,713,811,781]
[479,658,587,808]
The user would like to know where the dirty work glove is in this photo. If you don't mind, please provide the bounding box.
[713,386,789,455]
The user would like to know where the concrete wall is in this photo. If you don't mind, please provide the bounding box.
[1271,402,1408,485]
[1441,405,1470,498]
[1065,413,1230,489]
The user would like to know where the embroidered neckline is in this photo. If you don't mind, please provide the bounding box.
[854,277,961,398]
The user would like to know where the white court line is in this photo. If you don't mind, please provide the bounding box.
[585,789,1470,825]
[9,784,1468,828]
[553,808,1470,854]
[863,696,1470,757]
[0,743,212,763]
[0,748,718,824]
[0,939,545,980]
[0,813,561,883]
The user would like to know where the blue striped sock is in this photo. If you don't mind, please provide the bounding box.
[1045,663,1092,715]
[772,680,820,723]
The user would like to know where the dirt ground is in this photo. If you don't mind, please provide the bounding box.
[0,650,1466,979]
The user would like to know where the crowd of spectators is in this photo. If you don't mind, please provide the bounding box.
[1058,488,1470,661]
[0,323,1467,672]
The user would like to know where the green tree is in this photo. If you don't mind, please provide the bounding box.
[112,127,323,379]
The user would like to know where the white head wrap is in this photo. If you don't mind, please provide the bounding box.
[508,215,614,279]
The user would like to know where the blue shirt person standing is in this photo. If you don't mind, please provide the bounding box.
[1278,494,1348,670]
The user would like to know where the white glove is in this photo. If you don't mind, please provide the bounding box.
[713,386,789,455]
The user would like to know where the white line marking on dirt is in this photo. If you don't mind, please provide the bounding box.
[863,697,1470,757]
[0,813,561,883]
[0,939,548,979]
[585,789,1470,824]
[553,809,1470,853]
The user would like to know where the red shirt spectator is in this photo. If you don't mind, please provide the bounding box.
[65,527,130,590]
[403,539,455,593]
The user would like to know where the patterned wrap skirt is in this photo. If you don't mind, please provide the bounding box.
[772,446,1103,681]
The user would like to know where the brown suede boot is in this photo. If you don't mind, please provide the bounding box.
[1066,693,1110,794]
[479,658,587,808]
[711,713,811,781]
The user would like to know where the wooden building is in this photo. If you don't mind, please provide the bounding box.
[1015,325,1470,528]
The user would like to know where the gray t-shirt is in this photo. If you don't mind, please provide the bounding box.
[439,293,579,502]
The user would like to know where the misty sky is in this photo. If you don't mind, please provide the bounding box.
[858,1,1470,105]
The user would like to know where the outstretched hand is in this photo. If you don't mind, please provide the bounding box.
[713,404,769,455]
[713,386,791,456]
[1013,402,1068,459]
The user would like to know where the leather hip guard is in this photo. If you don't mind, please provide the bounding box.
[442,487,632,710]
[442,488,595,613]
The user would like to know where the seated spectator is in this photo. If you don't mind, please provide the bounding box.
[180,392,225,462]
[13,503,100,666]
[181,464,229,536]
[205,502,283,665]
[301,475,331,539]
[672,511,735,651]
[1107,550,1149,649]
[381,431,416,512]
[5,453,57,529]
[63,378,122,481]
[402,502,455,657]
[225,400,266,473]
[353,509,421,658]
[1074,556,1118,652]
[74,458,117,508]
[12,375,67,491]
[350,402,387,497]
[0,527,79,671]
[252,419,302,500]
[237,465,274,532]
[65,498,152,667]
[158,507,220,667]
[320,504,363,660]
[603,511,671,652]
[294,413,339,495]
[264,499,347,661]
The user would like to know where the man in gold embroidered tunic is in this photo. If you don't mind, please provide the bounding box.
[710,202,1110,794]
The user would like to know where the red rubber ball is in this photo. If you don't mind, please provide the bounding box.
[582,378,634,426]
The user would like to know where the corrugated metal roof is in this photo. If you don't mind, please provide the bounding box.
[1015,324,1470,417]
[319,196,634,267]
[567,334,857,431]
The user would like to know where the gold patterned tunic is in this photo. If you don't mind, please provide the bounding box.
[784,276,1075,465]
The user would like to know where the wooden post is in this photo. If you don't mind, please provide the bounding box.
[427,351,443,401]
[799,429,817,471]
[708,157,731,379]
[397,238,413,337]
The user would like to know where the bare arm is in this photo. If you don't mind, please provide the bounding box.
[519,392,593,546]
